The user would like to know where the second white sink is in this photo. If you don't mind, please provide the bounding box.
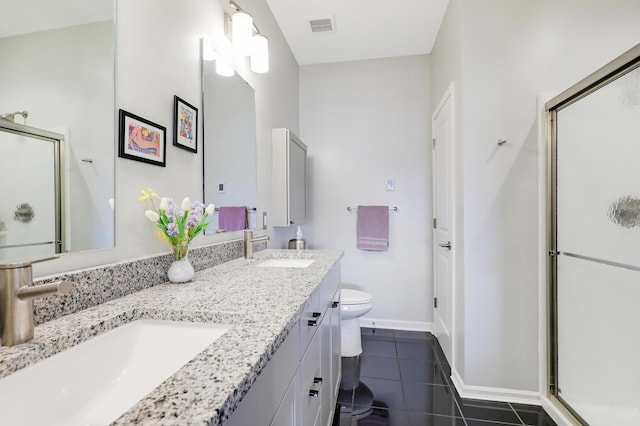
[0,319,230,425]
[257,258,315,268]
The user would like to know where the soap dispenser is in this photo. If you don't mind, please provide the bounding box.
[288,226,306,250]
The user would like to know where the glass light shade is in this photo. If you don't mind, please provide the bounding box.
[232,11,253,56]
[250,34,269,73]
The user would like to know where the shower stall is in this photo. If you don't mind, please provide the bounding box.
[0,120,64,261]
[546,44,640,425]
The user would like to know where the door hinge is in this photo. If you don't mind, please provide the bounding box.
[548,250,560,257]
[434,297,438,308]
[433,218,437,229]
[432,138,436,149]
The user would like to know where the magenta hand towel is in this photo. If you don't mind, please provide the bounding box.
[357,205,389,251]
[218,206,247,232]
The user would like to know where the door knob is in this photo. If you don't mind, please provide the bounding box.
[439,241,452,250]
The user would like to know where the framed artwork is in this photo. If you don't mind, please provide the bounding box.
[118,109,166,167]
[173,95,198,153]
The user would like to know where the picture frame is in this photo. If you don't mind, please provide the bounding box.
[118,109,166,167]
[173,95,198,153]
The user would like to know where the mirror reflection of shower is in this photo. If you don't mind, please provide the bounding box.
[0,110,28,125]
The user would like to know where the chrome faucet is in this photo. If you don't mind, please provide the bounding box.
[0,257,72,346]
[244,230,269,259]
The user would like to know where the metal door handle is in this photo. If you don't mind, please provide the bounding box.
[439,242,452,250]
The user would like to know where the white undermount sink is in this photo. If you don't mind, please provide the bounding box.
[257,258,315,268]
[0,319,229,425]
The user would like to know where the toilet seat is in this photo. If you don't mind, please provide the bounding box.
[341,289,373,305]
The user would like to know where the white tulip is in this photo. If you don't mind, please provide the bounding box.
[159,197,170,211]
[181,197,192,211]
[144,210,159,222]
[205,203,215,216]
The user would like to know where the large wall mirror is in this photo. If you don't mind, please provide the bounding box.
[202,45,258,233]
[0,0,115,262]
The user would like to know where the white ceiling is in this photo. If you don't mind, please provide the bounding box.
[265,0,450,65]
[0,0,112,38]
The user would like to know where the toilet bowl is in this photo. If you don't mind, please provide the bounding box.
[340,289,373,357]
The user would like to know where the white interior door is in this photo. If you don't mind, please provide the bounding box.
[432,83,455,366]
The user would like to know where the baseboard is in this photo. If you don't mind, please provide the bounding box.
[450,369,541,405]
[359,317,433,332]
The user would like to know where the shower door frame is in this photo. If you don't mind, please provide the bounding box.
[0,120,65,254]
[545,43,640,424]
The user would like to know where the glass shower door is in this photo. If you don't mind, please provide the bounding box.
[0,125,62,261]
[551,63,640,425]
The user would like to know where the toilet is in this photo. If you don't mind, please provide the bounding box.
[340,288,373,357]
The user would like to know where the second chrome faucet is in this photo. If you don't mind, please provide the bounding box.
[244,230,269,259]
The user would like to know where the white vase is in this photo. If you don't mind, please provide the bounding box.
[167,256,195,283]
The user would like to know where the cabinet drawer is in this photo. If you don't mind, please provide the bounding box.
[319,263,340,305]
[300,330,323,426]
[299,291,322,358]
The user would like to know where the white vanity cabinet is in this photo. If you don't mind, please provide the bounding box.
[272,128,307,227]
[298,262,341,426]
[225,261,341,426]
[224,327,300,426]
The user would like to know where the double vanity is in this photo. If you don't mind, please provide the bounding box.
[0,249,343,425]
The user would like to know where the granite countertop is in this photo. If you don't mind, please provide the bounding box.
[0,249,343,425]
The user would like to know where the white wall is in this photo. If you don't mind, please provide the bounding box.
[300,55,432,329]
[33,0,299,277]
[431,0,640,394]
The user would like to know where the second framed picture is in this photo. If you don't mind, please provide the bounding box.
[173,95,198,153]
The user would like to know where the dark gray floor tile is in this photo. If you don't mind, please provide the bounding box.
[338,387,355,410]
[347,405,410,426]
[362,339,397,358]
[398,359,450,385]
[396,341,438,362]
[465,420,523,426]
[361,327,396,341]
[431,339,450,365]
[407,412,466,426]
[402,382,461,417]
[394,330,435,341]
[511,403,557,426]
[361,355,401,380]
[359,377,406,410]
[459,399,521,423]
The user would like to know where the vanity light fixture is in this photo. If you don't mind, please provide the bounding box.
[228,1,269,74]
[231,10,253,56]
[251,34,269,73]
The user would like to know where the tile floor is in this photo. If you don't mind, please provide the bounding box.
[335,328,557,426]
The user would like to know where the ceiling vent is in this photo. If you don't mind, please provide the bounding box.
[307,15,336,33]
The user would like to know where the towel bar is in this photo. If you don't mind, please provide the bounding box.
[346,206,398,212]
[214,207,257,212]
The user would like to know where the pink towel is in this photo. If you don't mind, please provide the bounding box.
[218,206,247,232]
[357,205,389,251]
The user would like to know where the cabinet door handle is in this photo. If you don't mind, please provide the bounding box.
[331,301,339,308]
[307,312,321,326]
[309,377,323,397]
